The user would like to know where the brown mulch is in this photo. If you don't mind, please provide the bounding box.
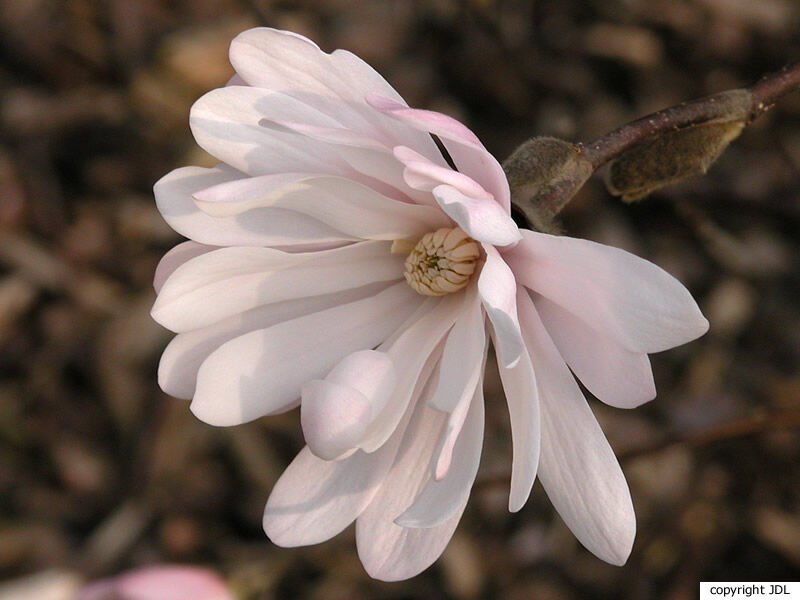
[0,1,799,598]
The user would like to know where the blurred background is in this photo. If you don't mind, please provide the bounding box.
[0,1,799,598]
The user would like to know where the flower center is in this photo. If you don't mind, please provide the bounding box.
[398,227,480,296]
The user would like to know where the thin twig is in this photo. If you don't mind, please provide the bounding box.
[750,62,800,116]
[473,408,800,493]
[579,61,800,170]
[617,408,800,460]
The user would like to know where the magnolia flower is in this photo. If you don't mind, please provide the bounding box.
[151,28,708,581]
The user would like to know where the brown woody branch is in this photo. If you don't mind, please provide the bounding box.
[579,61,800,170]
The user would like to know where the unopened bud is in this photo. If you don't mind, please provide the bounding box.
[503,137,593,232]
[605,89,752,201]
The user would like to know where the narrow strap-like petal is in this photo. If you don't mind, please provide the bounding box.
[355,401,466,581]
[432,184,520,247]
[505,230,709,353]
[155,165,351,248]
[357,293,463,453]
[479,244,525,368]
[263,337,443,547]
[190,87,352,177]
[153,241,215,293]
[229,28,444,163]
[428,287,484,414]
[396,357,485,528]
[193,174,450,239]
[190,283,423,426]
[366,94,511,210]
[263,445,397,547]
[518,290,636,566]
[394,145,488,198]
[534,293,656,408]
[495,291,541,513]
[151,241,403,333]
[158,282,390,399]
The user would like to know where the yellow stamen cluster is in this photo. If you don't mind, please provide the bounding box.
[400,227,480,296]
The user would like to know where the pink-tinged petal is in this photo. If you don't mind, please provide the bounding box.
[228,28,444,162]
[193,174,450,239]
[366,94,482,145]
[428,330,488,484]
[226,73,247,86]
[190,283,422,426]
[264,446,394,547]
[433,185,520,247]
[394,146,488,198]
[518,291,636,566]
[158,283,390,399]
[153,241,215,293]
[428,289,484,415]
[356,402,466,581]
[264,345,442,546]
[230,27,404,105]
[301,350,396,460]
[151,241,403,333]
[495,293,541,512]
[191,85,430,205]
[396,364,485,528]
[505,230,709,354]
[75,581,115,600]
[267,119,388,151]
[337,146,435,206]
[154,166,350,248]
[366,94,511,210]
[190,86,353,177]
[479,244,524,368]
[78,566,234,600]
[534,293,656,409]
[357,293,463,453]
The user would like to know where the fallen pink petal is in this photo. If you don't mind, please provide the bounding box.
[74,566,234,600]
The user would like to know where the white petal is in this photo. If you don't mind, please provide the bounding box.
[190,283,422,426]
[479,244,525,368]
[337,145,435,206]
[534,293,656,408]
[231,28,401,101]
[263,446,396,547]
[396,369,485,528]
[394,145,487,198]
[517,291,636,566]
[190,86,352,177]
[357,293,463,453]
[157,283,389,399]
[151,241,403,333]
[264,342,442,547]
[433,184,520,247]
[153,241,215,293]
[505,230,709,353]
[301,350,396,460]
[193,174,449,239]
[366,94,511,210]
[428,328,488,483]
[229,28,443,162]
[154,165,350,247]
[495,293,541,513]
[356,402,466,581]
[427,289,484,415]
